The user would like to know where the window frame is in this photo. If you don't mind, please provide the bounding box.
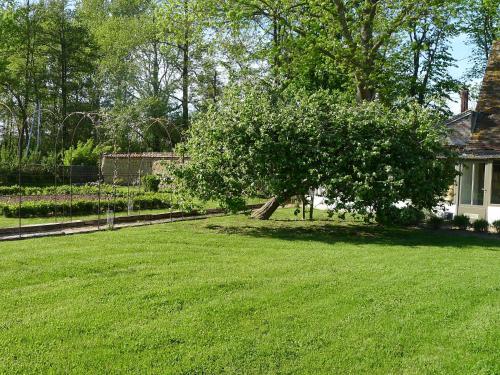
[490,162,500,206]
[459,161,486,206]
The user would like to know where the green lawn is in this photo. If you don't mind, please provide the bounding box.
[0,210,499,374]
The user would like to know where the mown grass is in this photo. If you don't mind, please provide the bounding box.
[0,209,499,374]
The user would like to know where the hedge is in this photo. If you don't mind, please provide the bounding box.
[0,168,54,186]
[0,184,162,197]
[0,193,172,218]
[376,206,425,227]
[142,175,161,192]
[0,165,97,186]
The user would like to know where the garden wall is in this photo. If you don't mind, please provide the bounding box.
[101,153,185,184]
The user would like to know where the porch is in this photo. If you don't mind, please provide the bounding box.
[455,160,500,223]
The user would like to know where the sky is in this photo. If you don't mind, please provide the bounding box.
[448,34,481,114]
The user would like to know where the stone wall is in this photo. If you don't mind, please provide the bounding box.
[101,153,185,184]
[101,157,154,184]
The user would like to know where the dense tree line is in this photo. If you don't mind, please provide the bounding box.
[0,0,498,164]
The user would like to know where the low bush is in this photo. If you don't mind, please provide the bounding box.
[492,220,500,233]
[400,207,425,226]
[0,184,153,197]
[376,206,425,227]
[0,186,22,195]
[452,214,470,230]
[472,219,489,233]
[0,167,54,186]
[427,216,445,230]
[0,193,172,218]
[142,175,160,192]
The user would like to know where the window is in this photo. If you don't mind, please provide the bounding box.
[491,163,500,204]
[460,162,485,205]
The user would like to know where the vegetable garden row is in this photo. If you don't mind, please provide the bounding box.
[0,193,173,218]
[0,179,176,219]
[0,184,143,197]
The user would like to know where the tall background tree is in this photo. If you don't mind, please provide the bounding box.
[0,0,44,154]
[0,0,495,174]
[463,0,499,79]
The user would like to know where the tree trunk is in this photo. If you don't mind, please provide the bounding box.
[356,81,376,101]
[182,41,189,129]
[309,193,314,220]
[18,106,28,154]
[251,197,280,220]
[152,39,160,96]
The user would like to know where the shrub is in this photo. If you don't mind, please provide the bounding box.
[376,206,424,227]
[0,185,22,195]
[492,220,500,233]
[0,184,157,197]
[400,207,425,226]
[0,149,60,186]
[0,193,172,218]
[0,166,54,186]
[452,214,470,230]
[472,219,489,233]
[63,139,110,167]
[427,216,445,230]
[376,206,400,225]
[142,175,160,192]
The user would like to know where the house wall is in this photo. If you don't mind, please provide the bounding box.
[487,206,500,223]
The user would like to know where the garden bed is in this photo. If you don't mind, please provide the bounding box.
[0,184,144,197]
[0,193,173,218]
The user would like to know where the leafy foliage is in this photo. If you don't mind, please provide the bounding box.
[472,218,490,233]
[63,139,108,166]
[0,193,172,218]
[380,1,462,109]
[0,184,149,197]
[452,214,470,230]
[427,215,445,229]
[463,0,499,79]
[322,100,457,219]
[172,85,457,219]
[0,148,56,185]
[376,206,425,227]
[0,0,491,161]
[492,219,500,233]
[141,174,161,192]
[171,85,332,212]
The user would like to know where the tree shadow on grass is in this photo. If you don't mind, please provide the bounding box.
[204,221,500,251]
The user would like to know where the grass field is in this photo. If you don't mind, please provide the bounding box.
[0,209,499,374]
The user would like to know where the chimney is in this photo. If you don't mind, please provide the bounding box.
[460,89,469,112]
